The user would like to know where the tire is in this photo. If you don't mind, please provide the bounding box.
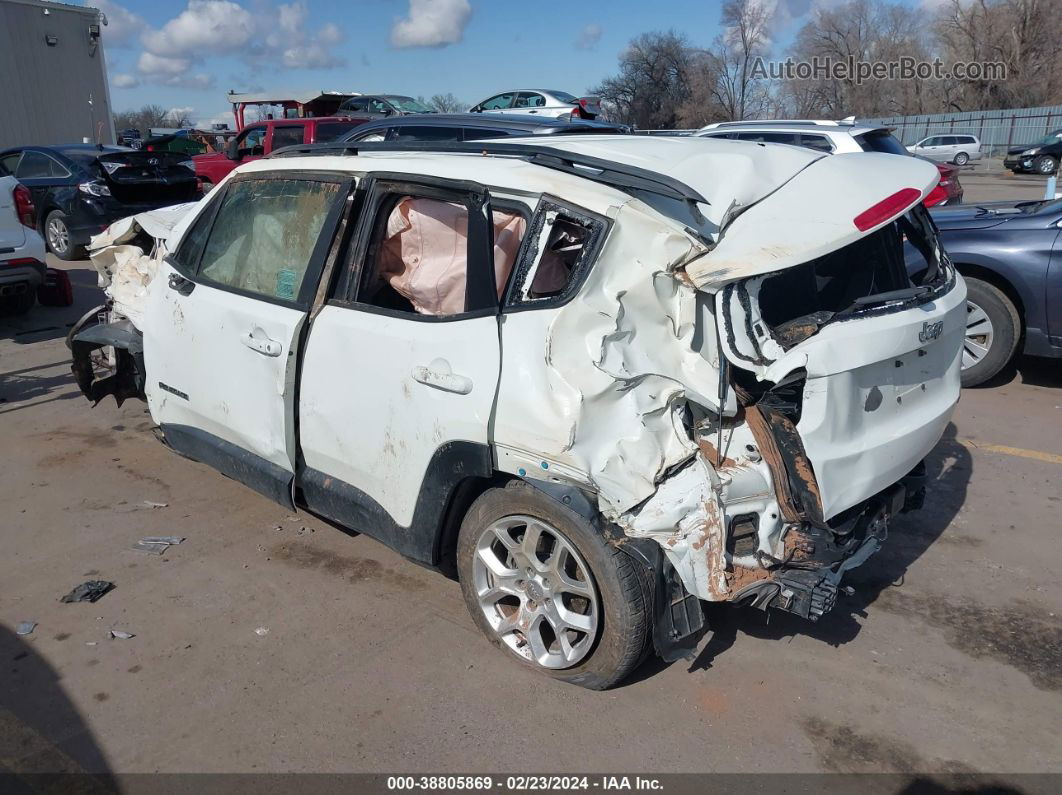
[44,210,85,261]
[960,277,1021,387]
[1034,155,1058,175]
[456,481,652,689]
[953,151,969,166]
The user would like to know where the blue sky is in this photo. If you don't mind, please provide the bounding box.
[88,0,829,126]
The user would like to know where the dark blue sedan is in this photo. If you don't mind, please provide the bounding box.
[925,199,1062,386]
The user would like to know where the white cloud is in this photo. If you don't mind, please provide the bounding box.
[137,51,192,76]
[141,0,256,58]
[111,73,140,88]
[96,0,147,48]
[574,23,602,50]
[390,0,472,49]
[131,0,345,87]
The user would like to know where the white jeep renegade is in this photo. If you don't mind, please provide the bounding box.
[71,136,964,689]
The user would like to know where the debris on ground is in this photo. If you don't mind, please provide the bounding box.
[132,536,185,555]
[61,581,115,603]
[254,627,269,636]
[15,621,37,636]
[109,630,135,640]
[142,501,168,509]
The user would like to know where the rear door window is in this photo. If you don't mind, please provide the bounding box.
[798,134,833,152]
[391,126,462,142]
[196,177,345,304]
[515,92,546,108]
[15,151,68,178]
[463,127,514,141]
[735,131,799,145]
[270,125,305,150]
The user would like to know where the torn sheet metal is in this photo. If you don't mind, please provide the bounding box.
[87,203,197,330]
[493,200,724,522]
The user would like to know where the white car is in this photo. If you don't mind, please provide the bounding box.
[469,89,601,120]
[70,137,964,689]
[907,134,983,166]
[697,118,909,156]
[0,175,47,314]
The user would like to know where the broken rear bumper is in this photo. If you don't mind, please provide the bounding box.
[734,464,924,621]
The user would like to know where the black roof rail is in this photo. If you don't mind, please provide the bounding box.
[267,140,709,204]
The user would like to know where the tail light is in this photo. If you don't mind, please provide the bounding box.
[570,106,583,119]
[853,188,921,231]
[13,184,35,228]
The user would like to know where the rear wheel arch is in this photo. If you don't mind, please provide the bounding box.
[953,262,1025,330]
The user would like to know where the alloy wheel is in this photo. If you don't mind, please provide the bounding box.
[47,217,69,255]
[962,299,995,369]
[472,515,599,669]
[1038,157,1057,175]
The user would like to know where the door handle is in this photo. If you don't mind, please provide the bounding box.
[168,273,195,296]
[241,328,282,357]
[528,110,538,114]
[412,358,472,395]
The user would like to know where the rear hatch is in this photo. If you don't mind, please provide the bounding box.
[94,151,198,206]
[689,152,964,520]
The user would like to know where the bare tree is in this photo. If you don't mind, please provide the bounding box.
[591,31,695,128]
[428,93,465,113]
[934,0,1062,111]
[707,0,773,121]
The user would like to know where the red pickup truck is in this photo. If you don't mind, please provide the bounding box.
[192,117,362,188]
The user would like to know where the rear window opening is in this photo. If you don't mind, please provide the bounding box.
[756,204,949,349]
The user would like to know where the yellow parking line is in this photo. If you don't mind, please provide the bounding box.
[960,439,1062,465]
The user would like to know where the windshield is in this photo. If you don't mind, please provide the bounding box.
[1034,131,1062,146]
[856,131,908,155]
[550,91,579,103]
[384,96,434,113]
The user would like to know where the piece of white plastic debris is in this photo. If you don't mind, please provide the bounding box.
[254,627,269,636]
[109,630,135,640]
[86,641,98,646]
[143,501,168,508]
[141,536,184,545]
[16,621,37,636]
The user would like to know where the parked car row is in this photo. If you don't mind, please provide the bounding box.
[0,145,199,261]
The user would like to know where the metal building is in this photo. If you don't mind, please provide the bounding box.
[0,0,114,149]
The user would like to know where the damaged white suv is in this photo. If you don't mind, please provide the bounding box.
[70,137,964,689]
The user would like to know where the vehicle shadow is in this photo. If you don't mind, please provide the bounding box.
[0,625,116,790]
[0,267,102,345]
[679,422,972,674]
[976,355,1062,390]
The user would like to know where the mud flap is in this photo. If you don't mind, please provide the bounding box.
[69,319,146,405]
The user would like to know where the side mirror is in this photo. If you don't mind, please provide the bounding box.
[382,106,394,117]
[225,139,240,161]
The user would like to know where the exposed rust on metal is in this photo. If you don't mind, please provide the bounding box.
[724,561,771,590]
[744,405,801,524]
[697,439,736,469]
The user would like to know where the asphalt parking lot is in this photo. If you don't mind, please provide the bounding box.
[1,169,1060,779]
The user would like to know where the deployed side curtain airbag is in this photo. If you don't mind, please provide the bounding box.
[377,197,525,316]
